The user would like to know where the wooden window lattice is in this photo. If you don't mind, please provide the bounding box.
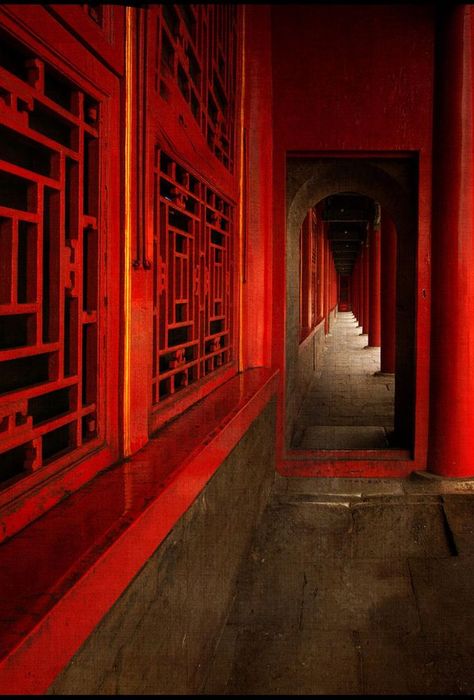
[152,149,234,406]
[0,28,102,487]
[155,4,237,172]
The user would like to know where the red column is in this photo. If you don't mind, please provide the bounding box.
[317,219,324,323]
[358,248,365,331]
[354,259,360,321]
[362,238,370,335]
[352,261,358,321]
[380,213,396,372]
[323,235,328,332]
[368,223,381,347]
[428,5,474,476]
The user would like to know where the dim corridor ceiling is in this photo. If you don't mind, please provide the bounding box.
[323,194,376,275]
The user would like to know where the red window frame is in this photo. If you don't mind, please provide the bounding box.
[0,6,121,538]
[150,147,238,433]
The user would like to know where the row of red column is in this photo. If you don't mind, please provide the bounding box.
[300,210,339,343]
[337,6,473,478]
[349,216,396,373]
[323,222,338,333]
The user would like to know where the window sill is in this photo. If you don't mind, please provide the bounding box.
[0,367,279,695]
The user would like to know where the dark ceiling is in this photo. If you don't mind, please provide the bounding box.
[322,194,376,276]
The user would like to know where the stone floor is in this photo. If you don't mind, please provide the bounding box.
[203,475,474,695]
[292,312,395,449]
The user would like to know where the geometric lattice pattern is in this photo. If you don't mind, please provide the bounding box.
[156,4,237,171]
[152,149,234,406]
[0,27,101,486]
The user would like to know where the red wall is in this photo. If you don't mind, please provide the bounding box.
[242,5,274,369]
[270,4,435,472]
[271,4,434,152]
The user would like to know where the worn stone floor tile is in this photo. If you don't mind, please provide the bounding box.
[300,425,388,449]
[301,559,420,636]
[283,476,405,498]
[223,628,362,695]
[250,501,353,562]
[442,495,474,553]
[358,631,474,695]
[408,555,474,640]
[292,312,395,449]
[403,473,474,495]
[202,624,240,695]
[351,501,452,558]
[226,554,305,630]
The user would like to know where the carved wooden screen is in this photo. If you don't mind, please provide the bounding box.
[155,4,237,171]
[152,149,235,408]
[0,25,109,490]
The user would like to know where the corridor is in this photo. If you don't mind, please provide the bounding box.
[3,4,474,694]
[292,312,395,450]
[203,476,474,695]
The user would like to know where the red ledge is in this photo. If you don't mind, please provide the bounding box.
[0,367,278,695]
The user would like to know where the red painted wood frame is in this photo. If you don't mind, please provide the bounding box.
[151,150,235,420]
[0,6,121,539]
[154,4,236,172]
[143,4,242,437]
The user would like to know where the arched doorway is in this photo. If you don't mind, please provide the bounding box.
[285,156,418,460]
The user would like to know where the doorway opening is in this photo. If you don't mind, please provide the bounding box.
[285,156,418,460]
[293,193,397,450]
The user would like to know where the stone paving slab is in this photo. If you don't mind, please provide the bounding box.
[408,555,474,640]
[442,495,474,554]
[277,475,405,497]
[292,312,395,448]
[204,487,474,694]
[226,553,304,631]
[299,425,389,449]
[358,631,474,695]
[249,501,353,563]
[351,501,452,559]
[219,628,362,695]
[301,559,420,636]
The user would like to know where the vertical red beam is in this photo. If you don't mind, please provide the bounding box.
[356,259,361,320]
[368,222,381,347]
[324,233,329,333]
[317,216,324,323]
[380,213,396,373]
[352,258,360,322]
[300,213,310,340]
[428,5,474,476]
[363,237,370,335]
[358,249,365,330]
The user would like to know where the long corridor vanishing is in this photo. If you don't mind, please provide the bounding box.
[292,312,395,449]
[203,476,474,695]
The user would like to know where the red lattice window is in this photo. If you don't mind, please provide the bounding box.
[155,4,237,171]
[152,149,235,408]
[0,27,104,488]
